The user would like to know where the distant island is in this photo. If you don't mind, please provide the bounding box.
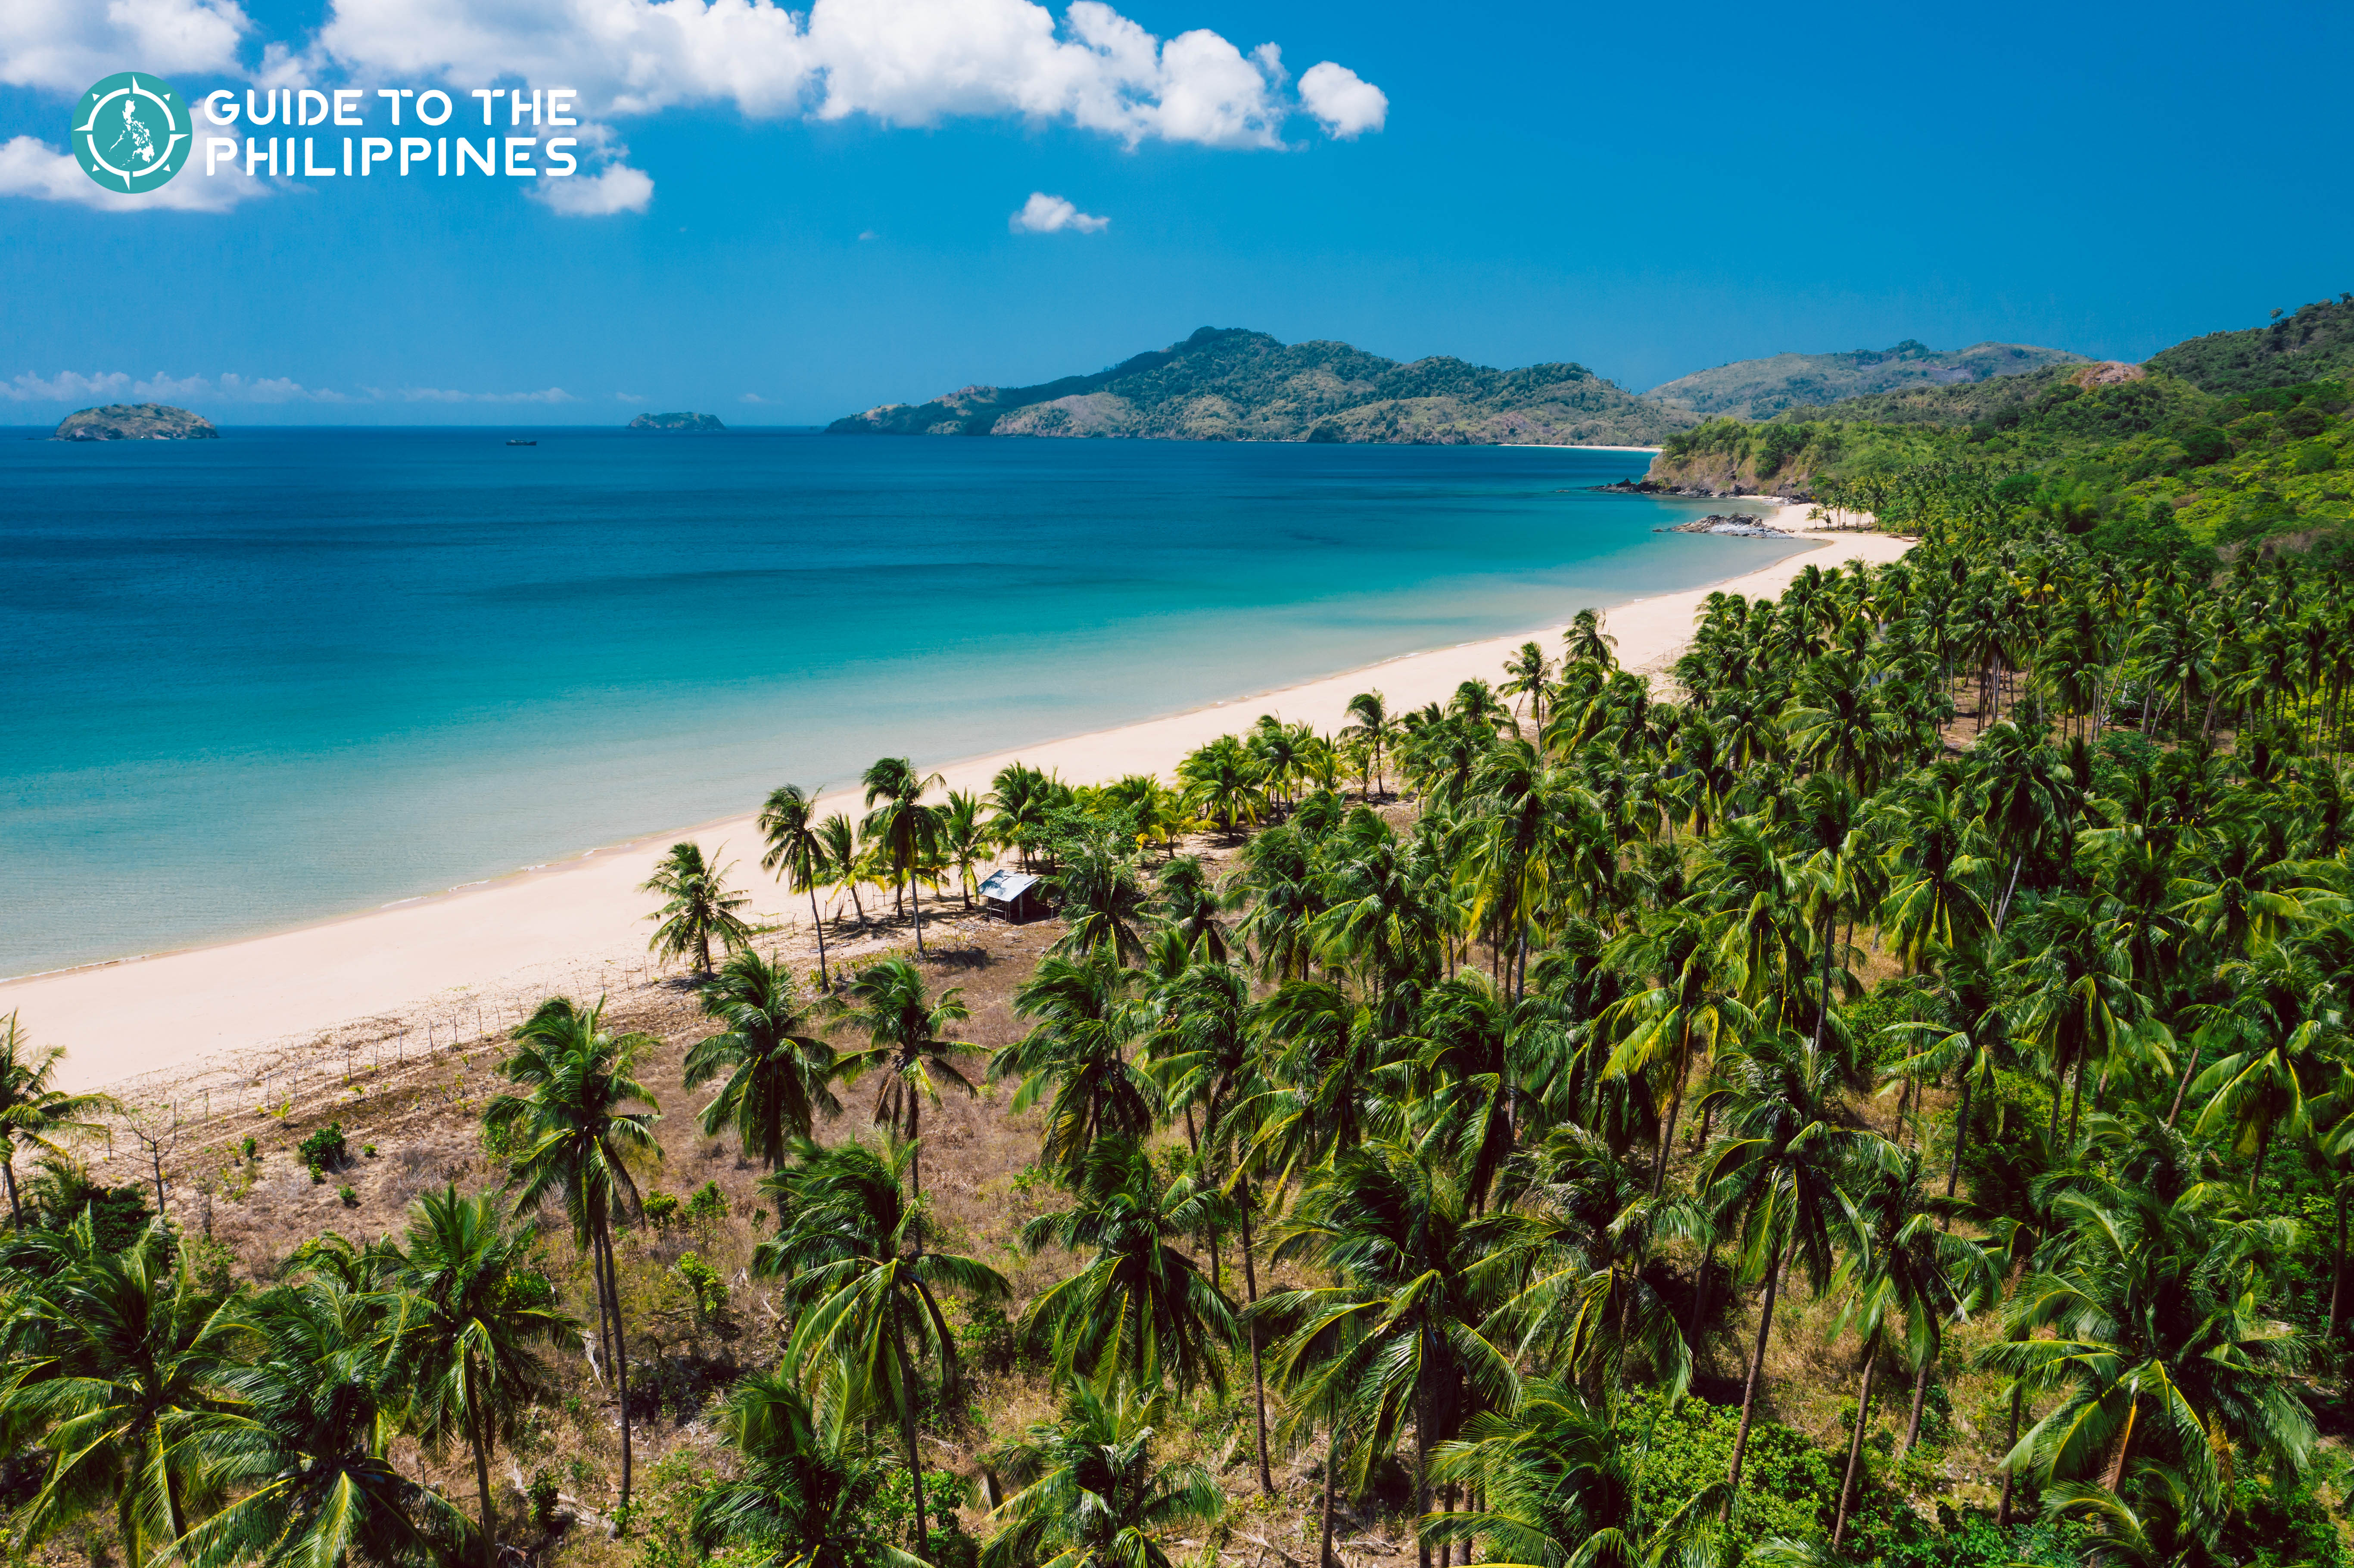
[829,326,1692,446]
[628,411,725,432]
[53,404,219,441]
[828,327,2085,447]
[1644,339,2083,421]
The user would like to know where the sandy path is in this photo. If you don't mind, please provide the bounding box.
[10,505,1907,1092]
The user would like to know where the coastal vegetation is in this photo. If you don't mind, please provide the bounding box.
[7,387,2354,1568]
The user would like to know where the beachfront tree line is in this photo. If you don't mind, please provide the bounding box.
[3,470,2352,1568]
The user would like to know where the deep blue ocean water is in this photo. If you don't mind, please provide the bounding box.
[0,429,1795,975]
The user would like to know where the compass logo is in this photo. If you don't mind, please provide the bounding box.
[74,73,194,194]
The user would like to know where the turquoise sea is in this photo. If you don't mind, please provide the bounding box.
[0,431,1797,976]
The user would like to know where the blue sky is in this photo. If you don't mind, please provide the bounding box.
[3,0,2348,424]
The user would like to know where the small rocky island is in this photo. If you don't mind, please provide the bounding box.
[53,404,219,441]
[1657,513,1790,538]
[627,411,725,432]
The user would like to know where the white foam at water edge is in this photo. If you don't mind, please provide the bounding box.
[381,897,423,908]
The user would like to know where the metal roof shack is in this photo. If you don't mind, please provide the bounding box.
[975,868,1047,924]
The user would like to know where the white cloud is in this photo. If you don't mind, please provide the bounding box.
[0,136,268,212]
[1,368,340,402]
[617,392,645,403]
[382,386,579,404]
[305,0,1379,151]
[0,0,252,92]
[1011,190,1106,233]
[532,159,654,216]
[739,392,770,403]
[1298,60,1386,139]
[3,371,577,405]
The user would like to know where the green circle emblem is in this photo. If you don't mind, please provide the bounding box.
[72,73,194,194]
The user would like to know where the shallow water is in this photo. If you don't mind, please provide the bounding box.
[0,430,1794,974]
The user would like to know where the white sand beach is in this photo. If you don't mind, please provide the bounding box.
[7,504,1907,1092]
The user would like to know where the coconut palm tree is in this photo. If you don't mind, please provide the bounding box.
[642,840,756,975]
[1825,1144,1992,1546]
[1601,906,1754,1195]
[687,949,841,1169]
[183,1271,465,1568]
[978,1378,1224,1568]
[760,783,838,989]
[987,762,1064,871]
[1261,1140,1518,1568]
[690,1369,915,1568]
[831,957,975,1233]
[937,789,995,909]
[1697,1031,1864,1511]
[1344,691,1399,799]
[760,1136,1009,1556]
[1501,642,1555,732]
[1177,734,1267,837]
[1018,1137,1237,1395]
[381,1186,576,1568]
[1563,608,1618,670]
[863,757,946,956]
[814,813,868,932]
[0,1015,116,1229]
[484,996,662,1510]
[1420,1379,1730,1568]
[0,1213,246,1567]
[1981,1172,2314,1523]
[994,949,1154,1182]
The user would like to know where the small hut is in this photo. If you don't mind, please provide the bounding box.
[976,868,1047,924]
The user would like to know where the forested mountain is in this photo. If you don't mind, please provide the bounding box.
[828,326,1697,445]
[2148,295,2354,394]
[1645,341,2082,421]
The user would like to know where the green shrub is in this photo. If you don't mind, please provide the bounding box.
[684,1181,729,1227]
[338,1185,358,1207]
[671,1252,726,1322]
[526,1469,562,1532]
[298,1123,349,1172]
[642,1190,682,1229]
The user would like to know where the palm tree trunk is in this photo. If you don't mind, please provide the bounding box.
[1414,1383,1434,1568]
[908,866,925,957]
[3,1154,19,1228]
[2327,1178,2347,1341]
[1903,1356,1932,1451]
[599,1220,635,1512]
[1727,1233,1794,1509]
[1317,1421,1346,1568]
[807,887,830,989]
[1945,1072,1973,1205]
[898,1338,929,1554]
[1997,1383,2022,1526]
[1239,1178,1274,1496]
[1832,1344,1877,1547]
[2065,1059,2087,1148]
[1688,1244,1715,1346]
[473,1410,498,1568]
[2166,1038,2201,1127]
[908,1093,924,1254]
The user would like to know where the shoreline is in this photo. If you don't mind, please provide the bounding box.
[9,502,1910,1092]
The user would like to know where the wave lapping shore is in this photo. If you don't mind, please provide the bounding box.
[8,503,1903,1095]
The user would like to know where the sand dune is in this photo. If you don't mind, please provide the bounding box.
[8,505,1908,1092]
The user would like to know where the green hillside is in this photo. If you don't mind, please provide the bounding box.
[1646,339,2082,420]
[827,326,1697,446]
[2145,294,2354,394]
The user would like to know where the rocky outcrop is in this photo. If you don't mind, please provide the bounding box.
[1656,512,1789,538]
[2070,361,2147,389]
[53,404,218,441]
[628,411,726,431]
